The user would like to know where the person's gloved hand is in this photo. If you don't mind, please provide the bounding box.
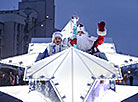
[70,38,77,46]
[98,21,105,31]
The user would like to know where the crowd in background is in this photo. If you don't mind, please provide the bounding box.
[0,68,27,86]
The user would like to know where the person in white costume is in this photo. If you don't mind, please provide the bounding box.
[36,32,67,61]
[70,21,107,54]
[77,23,96,51]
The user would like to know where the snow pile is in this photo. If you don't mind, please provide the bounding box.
[95,85,138,102]
[26,90,52,102]
[0,85,138,102]
[0,85,52,102]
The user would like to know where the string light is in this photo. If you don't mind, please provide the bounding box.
[46,16,49,19]
[40,24,44,27]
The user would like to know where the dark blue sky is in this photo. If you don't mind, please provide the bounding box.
[0,0,138,57]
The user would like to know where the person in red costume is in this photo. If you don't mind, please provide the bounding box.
[70,23,94,51]
[70,21,107,55]
[91,21,107,54]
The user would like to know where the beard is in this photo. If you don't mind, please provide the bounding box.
[77,34,94,51]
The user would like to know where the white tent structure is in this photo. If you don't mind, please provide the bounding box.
[25,47,122,102]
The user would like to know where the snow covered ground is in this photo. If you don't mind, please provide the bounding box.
[95,85,138,102]
[0,85,52,102]
[0,85,138,102]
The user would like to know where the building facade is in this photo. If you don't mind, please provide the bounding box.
[0,11,34,58]
[0,0,55,59]
[0,22,4,59]
[19,0,55,37]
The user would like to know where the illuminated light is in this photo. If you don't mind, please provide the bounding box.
[116,80,118,83]
[120,68,122,72]
[128,71,131,74]
[40,24,44,27]
[119,80,122,83]
[117,71,120,73]
[46,16,49,19]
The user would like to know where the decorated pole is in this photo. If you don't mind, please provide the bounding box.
[71,16,79,48]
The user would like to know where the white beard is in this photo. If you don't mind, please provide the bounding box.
[77,34,94,51]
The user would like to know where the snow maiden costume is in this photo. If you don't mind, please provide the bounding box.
[41,32,67,59]
[35,32,67,62]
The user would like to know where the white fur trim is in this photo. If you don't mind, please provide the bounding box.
[88,36,97,42]
[52,32,63,42]
[97,28,107,36]
[77,26,88,36]
[76,34,93,51]
[77,26,85,32]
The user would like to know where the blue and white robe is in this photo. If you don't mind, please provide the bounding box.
[41,43,67,59]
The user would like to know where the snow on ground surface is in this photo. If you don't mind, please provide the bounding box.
[0,85,138,102]
[0,85,52,102]
[95,85,138,102]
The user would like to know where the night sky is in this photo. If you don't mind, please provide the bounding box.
[0,0,138,57]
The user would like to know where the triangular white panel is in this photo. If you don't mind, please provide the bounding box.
[50,48,93,102]
[26,48,70,79]
[61,20,73,38]
[25,47,122,102]
[75,50,121,79]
